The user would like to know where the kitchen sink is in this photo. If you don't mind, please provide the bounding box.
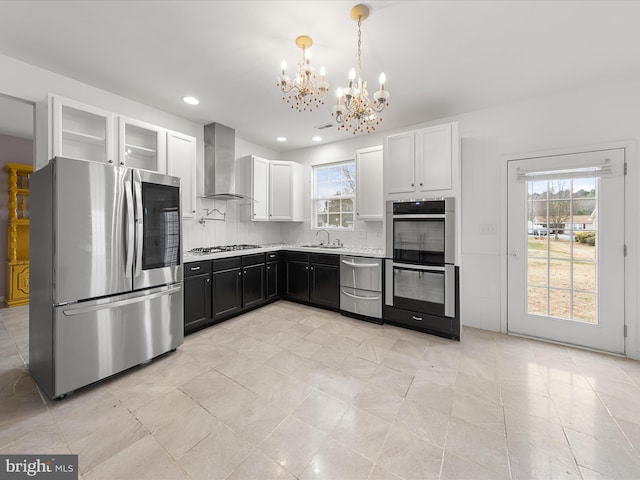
[300,244,343,249]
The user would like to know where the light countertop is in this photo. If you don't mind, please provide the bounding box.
[184,244,386,262]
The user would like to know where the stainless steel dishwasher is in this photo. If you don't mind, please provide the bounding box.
[340,255,383,324]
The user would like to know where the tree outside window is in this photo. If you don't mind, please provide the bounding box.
[313,161,355,229]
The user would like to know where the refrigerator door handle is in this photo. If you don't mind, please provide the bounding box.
[134,175,143,277]
[61,285,182,316]
[124,179,134,278]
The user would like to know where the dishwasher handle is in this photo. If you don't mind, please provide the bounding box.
[341,259,380,268]
[341,289,380,301]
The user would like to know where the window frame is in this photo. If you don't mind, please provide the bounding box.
[311,159,356,231]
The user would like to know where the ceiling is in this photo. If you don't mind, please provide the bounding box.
[0,1,639,152]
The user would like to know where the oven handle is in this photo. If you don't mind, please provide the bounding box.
[392,214,445,220]
[392,262,445,272]
[341,290,380,301]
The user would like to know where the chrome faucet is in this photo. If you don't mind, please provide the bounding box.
[315,229,330,245]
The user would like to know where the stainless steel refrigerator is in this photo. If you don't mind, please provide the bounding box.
[30,157,184,399]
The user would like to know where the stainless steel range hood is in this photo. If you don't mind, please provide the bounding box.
[203,122,245,200]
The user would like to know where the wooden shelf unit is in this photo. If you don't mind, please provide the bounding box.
[5,163,32,307]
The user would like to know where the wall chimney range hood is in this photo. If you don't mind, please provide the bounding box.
[203,122,245,200]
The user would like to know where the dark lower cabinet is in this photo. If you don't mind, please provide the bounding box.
[266,252,282,300]
[184,261,212,334]
[285,252,339,310]
[310,262,339,309]
[185,250,340,336]
[212,258,242,322]
[242,254,266,309]
[286,259,310,301]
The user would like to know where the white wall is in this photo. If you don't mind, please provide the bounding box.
[282,80,640,359]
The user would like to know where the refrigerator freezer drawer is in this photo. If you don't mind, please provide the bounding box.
[339,256,382,291]
[340,286,382,319]
[53,284,183,397]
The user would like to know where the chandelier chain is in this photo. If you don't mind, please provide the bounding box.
[357,18,362,79]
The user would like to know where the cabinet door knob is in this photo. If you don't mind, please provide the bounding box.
[419,182,423,186]
[207,278,210,283]
[108,160,114,164]
[267,266,270,270]
[305,266,308,270]
[411,183,414,187]
[238,272,242,276]
[120,162,125,166]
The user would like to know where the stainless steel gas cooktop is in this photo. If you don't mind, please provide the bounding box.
[188,244,261,255]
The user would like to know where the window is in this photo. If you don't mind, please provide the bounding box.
[312,161,355,229]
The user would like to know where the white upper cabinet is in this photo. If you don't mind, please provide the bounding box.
[237,156,303,222]
[355,145,384,220]
[269,161,303,221]
[51,95,171,175]
[384,131,415,195]
[118,117,166,172]
[236,155,270,221]
[167,131,197,219]
[384,122,458,198]
[415,123,452,192]
[51,95,114,164]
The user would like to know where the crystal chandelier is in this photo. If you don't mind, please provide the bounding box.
[277,35,329,112]
[332,4,389,134]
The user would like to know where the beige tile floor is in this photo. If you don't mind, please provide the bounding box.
[2,301,640,479]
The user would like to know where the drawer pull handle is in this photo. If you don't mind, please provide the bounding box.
[190,266,201,271]
[412,316,423,321]
[341,290,380,301]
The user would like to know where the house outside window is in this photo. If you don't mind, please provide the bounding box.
[312,161,355,229]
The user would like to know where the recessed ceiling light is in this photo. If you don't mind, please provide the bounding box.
[312,136,322,142]
[182,96,199,105]
[277,137,287,142]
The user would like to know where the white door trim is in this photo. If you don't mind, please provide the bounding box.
[499,140,638,360]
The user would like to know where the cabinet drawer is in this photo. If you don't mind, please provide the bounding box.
[310,253,339,266]
[185,261,211,277]
[286,251,309,263]
[242,253,265,266]
[383,305,456,339]
[265,251,281,262]
[340,256,381,291]
[213,256,241,272]
[340,287,382,319]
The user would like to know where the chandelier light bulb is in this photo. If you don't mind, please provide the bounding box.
[304,49,311,61]
[281,60,287,74]
[379,72,386,86]
[320,67,326,79]
[349,68,356,81]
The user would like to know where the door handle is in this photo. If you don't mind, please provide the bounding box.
[124,179,134,278]
[510,251,518,257]
[134,176,143,277]
[412,316,423,321]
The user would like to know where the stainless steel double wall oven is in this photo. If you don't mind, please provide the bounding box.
[384,198,460,339]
